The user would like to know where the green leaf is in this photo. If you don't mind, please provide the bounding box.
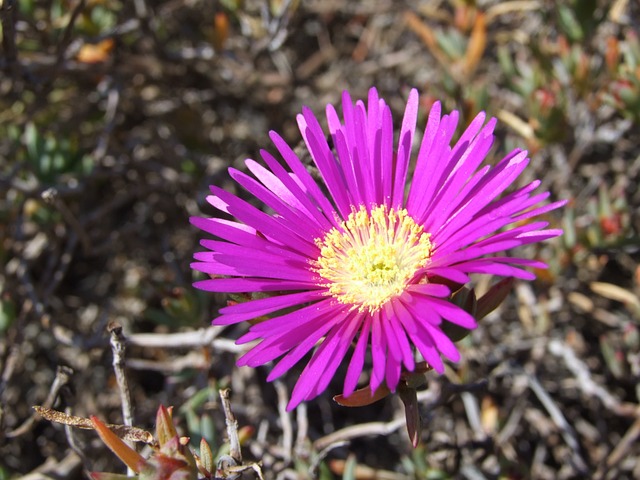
[436,30,466,60]
[341,454,357,480]
[200,413,216,450]
[0,299,17,333]
[557,5,583,42]
[200,438,214,476]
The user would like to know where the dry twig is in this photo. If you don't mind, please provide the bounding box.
[108,322,135,476]
[548,339,638,417]
[32,406,155,444]
[7,366,73,438]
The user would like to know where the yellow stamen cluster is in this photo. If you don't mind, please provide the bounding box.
[313,205,433,313]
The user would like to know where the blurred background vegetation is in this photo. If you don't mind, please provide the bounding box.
[1,0,639,478]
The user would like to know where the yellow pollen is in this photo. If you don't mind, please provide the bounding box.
[312,205,433,313]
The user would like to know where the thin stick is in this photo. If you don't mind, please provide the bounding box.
[33,406,154,444]
[108,322,134,476]
[55,0,86,65]
[313,418,405,452]
[41,188,91,254]
[548,339,637,417]
[0,0,18,75]
[527,373,588,473]
[294,402,308,458]
[219,388,242,464]
[64,406,90,472]
[601,416,640,477]
[7,366,73,438]
[274,380,293,463]
[128,326,227,348]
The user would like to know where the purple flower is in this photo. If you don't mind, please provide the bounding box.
[191,88,565,410]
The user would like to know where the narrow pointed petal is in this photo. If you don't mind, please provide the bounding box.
[392,88,419,208]
[343,315,372,396]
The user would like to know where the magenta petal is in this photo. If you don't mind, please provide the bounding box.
[385,354,402,392]
[513,201,568,223]
[407,111,460,216]
[386,301,416,371]
[218,290,324,324]
[298,110,351,216]
[190,216,254,239]
[209,186,317,257]
[244,159,306,209]
[238,314,338,367]
[258,150,335,231]
[237,305,343,365]
[406,283,451,298]
[395,299,447,373]
[408,325,444,374]
[370,311,387,392]
[406,101,442,212]
[192,217,311,262]
[266,310,351,381]
[422,322,461,362]
[343,315,372,397]
[197,278,315,294]
[306,314,364,400]
[455,260,537,280]
[229,167,323,238]
[343,314,372,396]
[195,253,314,282]
[330,124,360,204]
[351,103,375,206]
[391,88,419,208]
[248,298,338,334]
[268,131,340,227]
[421,126,496,232]
[433,221,556,264]
[426,267,471,284]
[200,238,309,265]
[424,297,478,330]
[287,312,362,409]
[381,302,404,363]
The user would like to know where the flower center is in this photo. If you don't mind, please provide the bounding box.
[313,205,433,313]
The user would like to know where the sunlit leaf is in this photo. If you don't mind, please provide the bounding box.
[90,416,146,473]
[333,384,391,407]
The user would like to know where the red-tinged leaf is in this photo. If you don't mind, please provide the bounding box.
[463,11,487,77]
[212,12,229,51]
[90,416,146,473]
[411,361,434,375]
[398,384,421,448]
[333,384,391,407]
[89,473,131,480]
[147,453,190,476]
[605,36,619,72]
[237,425,255,445]
[476,277,514,320]
[156,406,177,446]
[450,286,477,315]
[76,38,114,64]
[443,287,477,342]
[401,364,432,389]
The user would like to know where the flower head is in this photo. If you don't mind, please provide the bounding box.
[191,88,565,410]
